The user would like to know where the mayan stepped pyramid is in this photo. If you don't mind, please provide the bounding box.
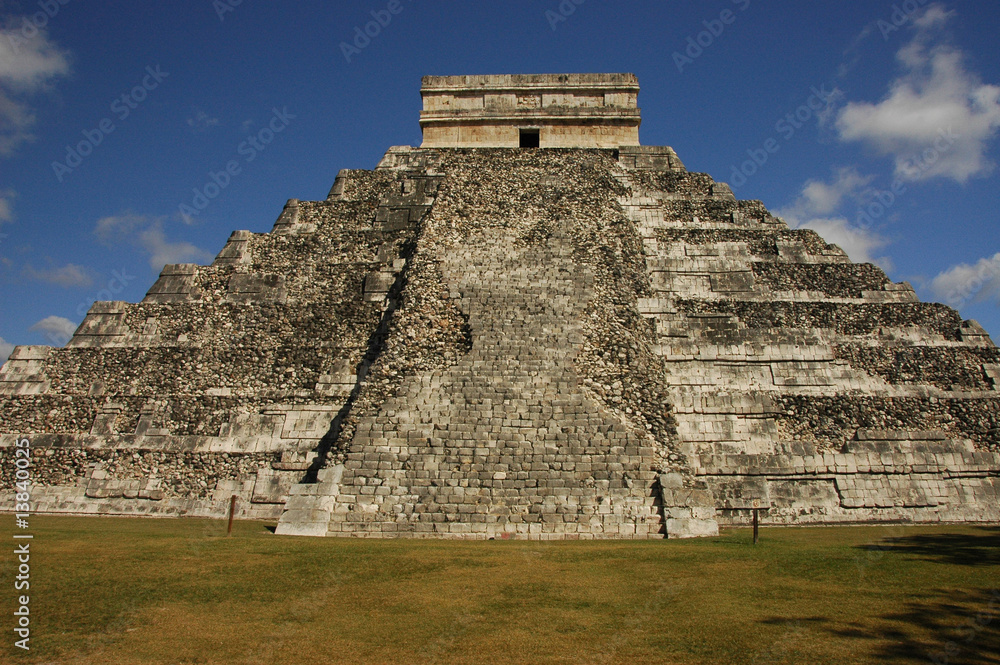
[2,74,998,538]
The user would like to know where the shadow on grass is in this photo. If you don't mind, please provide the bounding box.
[757,588,999,664]
[848,528,1000,663]
[841,588,998,664]
[863,527,1000,568]
[755,528,1000,663]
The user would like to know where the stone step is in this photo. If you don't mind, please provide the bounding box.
[675,415,778,441]
[653,342,836,363]
[669,389,779,415]
[691,449,1000,475]
[274,466,344,537]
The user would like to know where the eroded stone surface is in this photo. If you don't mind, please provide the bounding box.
[419,74,641,149]
[2,75,997,537]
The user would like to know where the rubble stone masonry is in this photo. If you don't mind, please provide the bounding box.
[2,76,997,537]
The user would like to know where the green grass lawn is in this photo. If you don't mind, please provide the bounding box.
[1,517,998,664]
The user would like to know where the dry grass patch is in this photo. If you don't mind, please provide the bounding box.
[1,517,997,664]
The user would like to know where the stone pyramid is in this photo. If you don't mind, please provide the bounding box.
[2,74,998,539]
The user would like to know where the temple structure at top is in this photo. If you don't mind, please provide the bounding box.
[418,73,642,149]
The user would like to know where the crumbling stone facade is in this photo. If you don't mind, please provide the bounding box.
[1,75,997,537]
[419,74,641,149]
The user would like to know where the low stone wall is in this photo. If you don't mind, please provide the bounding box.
[694,438,1000,526]
[833,345,1000,391]
[676,300,964,339]
[775,395,1000,451]
[751,262,890,297]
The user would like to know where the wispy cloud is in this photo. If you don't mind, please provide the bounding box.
[794,218,892,271]
[136,224,213,269]
[0,336,14,363]
[93,213,212,270]
[0,21,70,155]
[186,108,220,132]
[29,314,76,344]
[780,167,873,218]
[930,252,1000,308]
[912,3,954,30]
[835,4,1000,183]
[22,262,97,288]
[94,212,151,244]
[776,167,891,268]
[0,187,13,224]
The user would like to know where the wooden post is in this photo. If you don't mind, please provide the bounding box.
[751,498,761,545]
[227,494,237,536]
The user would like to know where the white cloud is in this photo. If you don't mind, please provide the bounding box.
[794,217,892,270]
[22,262,97,288]
[780,167,873,218]
[776,168,891,268]
[912,4,953,30]
[0,24,71,87]
[835,7,1000,183]
[29,315,76,345]
[0,336,14,364]
[930,252,1000,307]
[93,213,212,270]
[136,225,213,270]
[0,22,70,155]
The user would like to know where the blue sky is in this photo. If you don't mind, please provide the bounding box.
[1,0,999,361]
